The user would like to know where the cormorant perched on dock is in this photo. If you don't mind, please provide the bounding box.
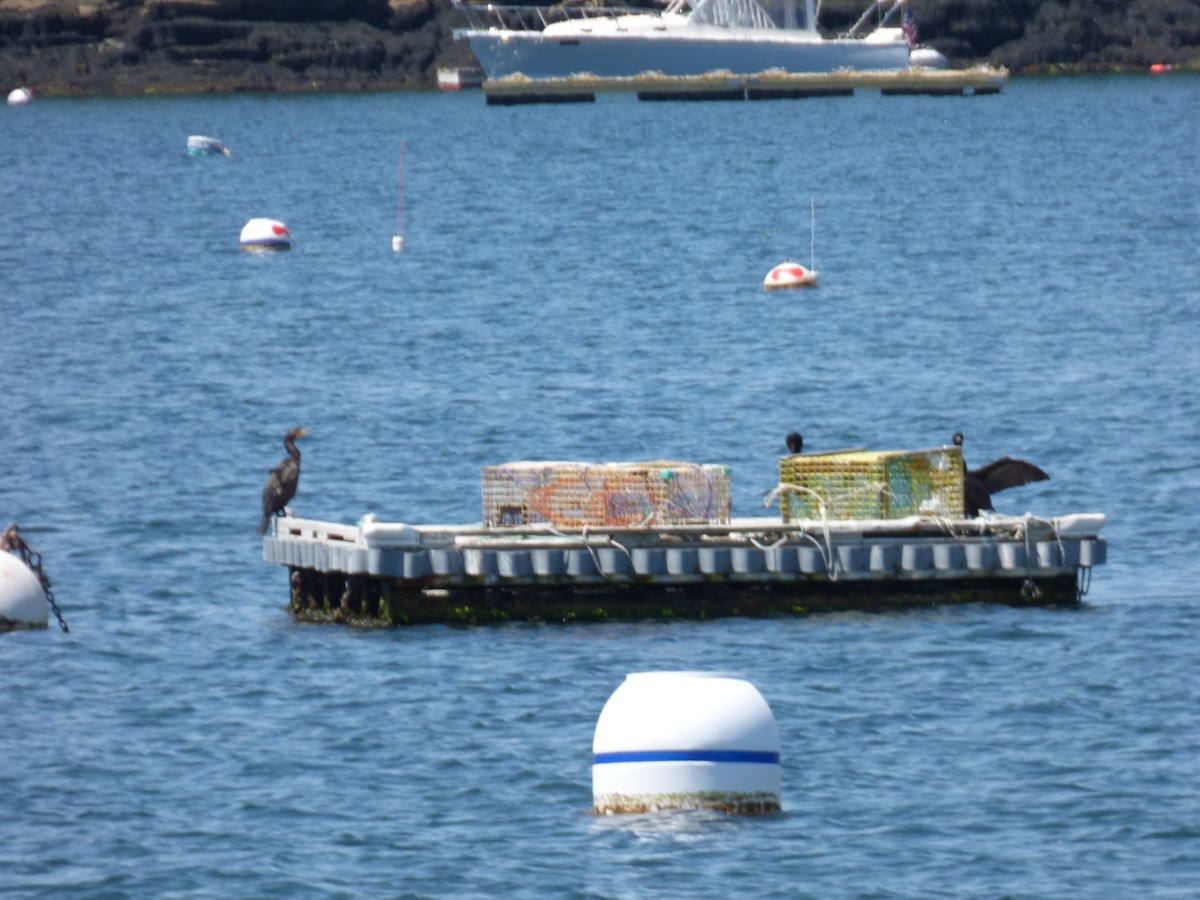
[953,431,1048,517]
[785,432,803,454]
[258,428,308,535]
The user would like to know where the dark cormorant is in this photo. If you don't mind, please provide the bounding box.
[785,432,803,454]
[953,431,1048,517]
[258,427,308,535]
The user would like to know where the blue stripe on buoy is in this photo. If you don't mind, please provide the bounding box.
[594,749,780,765]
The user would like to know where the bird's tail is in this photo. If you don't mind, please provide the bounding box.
[257,515,271,536]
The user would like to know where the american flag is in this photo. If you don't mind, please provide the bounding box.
[902,2,919,47]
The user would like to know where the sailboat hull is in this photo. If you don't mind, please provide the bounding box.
[461,29,910,81]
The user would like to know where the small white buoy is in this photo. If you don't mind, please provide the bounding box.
[763,260,819,291]
[392,234,405,253]
[240,218,291,252]
[7,87,32,107]
[187,134,230,156]
[0,552,48,630]
[592,671,782,815]
[909,47,948,69]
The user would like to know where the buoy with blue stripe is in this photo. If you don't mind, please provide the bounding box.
[592,671,782,815]
[240,218,291,252]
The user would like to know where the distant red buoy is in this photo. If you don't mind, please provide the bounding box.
[763,261,819,291]
[1150,63,1172,75]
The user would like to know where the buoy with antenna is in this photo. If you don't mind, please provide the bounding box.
[763,199,819,291]
[392,140,405,253]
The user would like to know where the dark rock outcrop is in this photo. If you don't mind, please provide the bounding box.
[821,0,1200,71]
[0,0,1197,96]
[0,0,473,94]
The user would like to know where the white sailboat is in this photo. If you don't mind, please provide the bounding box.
[453,0,912,82]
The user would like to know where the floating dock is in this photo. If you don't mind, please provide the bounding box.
[263,512,1106,626]
[482,66,1008,105]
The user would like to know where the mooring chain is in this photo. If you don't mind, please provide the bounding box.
[2,524,69,632]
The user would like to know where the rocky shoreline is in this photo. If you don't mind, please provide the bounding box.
[1,0,1197,97]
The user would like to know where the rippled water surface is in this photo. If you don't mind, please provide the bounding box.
[3,75,1200,897]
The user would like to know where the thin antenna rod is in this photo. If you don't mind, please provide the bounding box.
[810,198,816,272]
[397,140,405,237]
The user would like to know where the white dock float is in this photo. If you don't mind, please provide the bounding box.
[482,66,1008,105]
[263,512,1107,626]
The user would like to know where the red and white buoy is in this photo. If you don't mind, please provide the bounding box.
[764,199,820,291]
[240,218,291,252]
[763,260,819,290]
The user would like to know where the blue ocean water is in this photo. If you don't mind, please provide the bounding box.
[2,75,1200,897]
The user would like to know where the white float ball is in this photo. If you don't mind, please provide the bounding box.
[0,552,48,629]
[592,671,782,815]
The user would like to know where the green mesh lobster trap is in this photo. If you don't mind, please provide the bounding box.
[778,448,963,521]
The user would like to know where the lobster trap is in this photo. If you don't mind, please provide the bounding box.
[482,461,732,528]
[778,448,963,521]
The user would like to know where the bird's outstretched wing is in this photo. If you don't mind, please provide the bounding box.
[973,457,1049,494]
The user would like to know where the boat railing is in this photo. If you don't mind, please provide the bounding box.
[452,1,664,32]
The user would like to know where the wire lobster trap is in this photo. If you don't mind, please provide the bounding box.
[482,461,732,528]
[778,448,963,521]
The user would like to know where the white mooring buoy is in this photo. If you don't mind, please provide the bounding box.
[0,552,48,630]
[592,671,782,815]
[909,46,949,69]
[187,134,230,156]
[240,218,291,252]
[7,87,32,107]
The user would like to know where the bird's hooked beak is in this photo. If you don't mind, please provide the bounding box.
[293,427,309,439]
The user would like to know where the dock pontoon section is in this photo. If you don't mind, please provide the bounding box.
[263,513,1106,625]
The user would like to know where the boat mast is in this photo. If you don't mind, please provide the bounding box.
[782,0,818,31]
[847,0,883,35]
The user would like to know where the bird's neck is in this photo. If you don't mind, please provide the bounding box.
[285,439,301,462]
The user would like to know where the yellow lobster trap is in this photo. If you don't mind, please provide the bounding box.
[482,461,732,528]
[778,448,963,521]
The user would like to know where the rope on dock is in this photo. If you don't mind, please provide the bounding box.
[525,522,636,581]
[763,480,890,579]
